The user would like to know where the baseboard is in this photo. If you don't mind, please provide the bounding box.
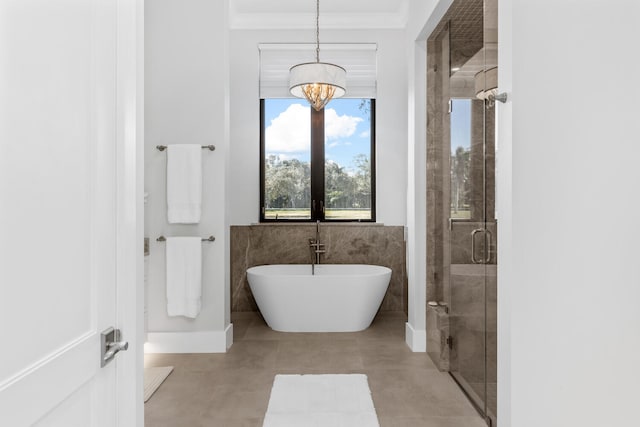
[225,323,233,350]
[145,324,233,354]
[405,322,427,352]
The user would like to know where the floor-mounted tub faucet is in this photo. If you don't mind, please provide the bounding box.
[309,220,325,275]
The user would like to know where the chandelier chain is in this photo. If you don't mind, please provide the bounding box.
[289,0,345,110]
[315,0,320,62]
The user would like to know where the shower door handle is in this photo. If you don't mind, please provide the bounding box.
[471,228,492,264]
[484,228,493,263]
[471,228,484,264]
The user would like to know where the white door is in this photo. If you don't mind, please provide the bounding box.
[0,0,142,425]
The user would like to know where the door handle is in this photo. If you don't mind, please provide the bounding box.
[471,228,492,264]
[471,228,483,264]
[100,327,129,367]
[484,228,493,263]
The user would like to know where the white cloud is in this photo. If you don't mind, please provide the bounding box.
[265,104,310,153]
[327,140,353,150]
[264,104,362,152]
[359,130,371,138]
[325,108,362,140]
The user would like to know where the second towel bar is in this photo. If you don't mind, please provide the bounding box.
[157,236,215,242]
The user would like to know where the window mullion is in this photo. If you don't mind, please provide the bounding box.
[310,107,325,221]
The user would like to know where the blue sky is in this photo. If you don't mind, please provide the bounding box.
[264,98,371,173]
[265,97,469,167]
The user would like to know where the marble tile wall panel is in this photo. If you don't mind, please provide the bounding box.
[426,37,448,305]
[230,224,406,313]
[427,304,450,371]
[449,315,485,384]
[486,273,497,384]
[469,101,496,222]
[449,265,497,385]
[484,106,496,221]
[469,100,485,221]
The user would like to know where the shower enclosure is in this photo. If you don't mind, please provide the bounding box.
[426,0,498,425]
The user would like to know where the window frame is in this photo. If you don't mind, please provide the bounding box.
[259,98,376,223]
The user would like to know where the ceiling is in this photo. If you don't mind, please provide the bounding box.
[427,0,498,97]
[229,0,410,30]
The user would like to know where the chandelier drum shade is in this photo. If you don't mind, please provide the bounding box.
[289,62,346,111]
[289,0,346,111]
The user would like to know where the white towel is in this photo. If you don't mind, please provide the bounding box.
[166,237,202,318]
[167,144,202,223]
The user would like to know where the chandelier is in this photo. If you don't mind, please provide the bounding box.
[289,0,346,111]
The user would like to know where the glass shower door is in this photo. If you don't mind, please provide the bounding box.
[444,0,497,425]
[448,94,494,423]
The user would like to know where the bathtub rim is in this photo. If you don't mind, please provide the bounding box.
[246,263,392,278]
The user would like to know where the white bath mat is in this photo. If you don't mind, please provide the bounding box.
[144,366,174,402]
[263,374,379,427]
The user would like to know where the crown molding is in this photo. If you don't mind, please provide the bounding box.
[229,4,409,30]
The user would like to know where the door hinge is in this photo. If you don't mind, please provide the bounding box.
[446,336,454,350]
[448,99,453,114]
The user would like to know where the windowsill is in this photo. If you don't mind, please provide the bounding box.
[250,222,385,227]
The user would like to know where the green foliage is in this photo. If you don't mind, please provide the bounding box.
[357,100,371,122]
[264,154,371,211]
[264,155,310,209]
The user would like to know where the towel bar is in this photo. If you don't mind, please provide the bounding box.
[156,145,215,151]
[157,235,215,242]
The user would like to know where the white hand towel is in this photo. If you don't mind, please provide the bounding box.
[167,144,202,223]
[166,237,202,318]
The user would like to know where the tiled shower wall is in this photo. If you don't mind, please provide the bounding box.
[230,224,406,313]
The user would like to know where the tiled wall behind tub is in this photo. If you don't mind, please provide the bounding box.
[230,224,407,313]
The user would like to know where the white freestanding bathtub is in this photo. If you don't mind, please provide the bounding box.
[246,264,392,332]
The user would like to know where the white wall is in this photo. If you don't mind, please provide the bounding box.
[228,28,408,226]
[497,0,640,426]
[403,0,447,351]
[404,2,428,351]
[496,0,512,423]
[407,0,640,423]
[144,0,230,352]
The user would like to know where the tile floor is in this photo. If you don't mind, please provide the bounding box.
[144,311,488,427]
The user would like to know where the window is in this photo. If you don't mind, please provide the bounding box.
[260,98,375,222]
[450,99,471,219]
